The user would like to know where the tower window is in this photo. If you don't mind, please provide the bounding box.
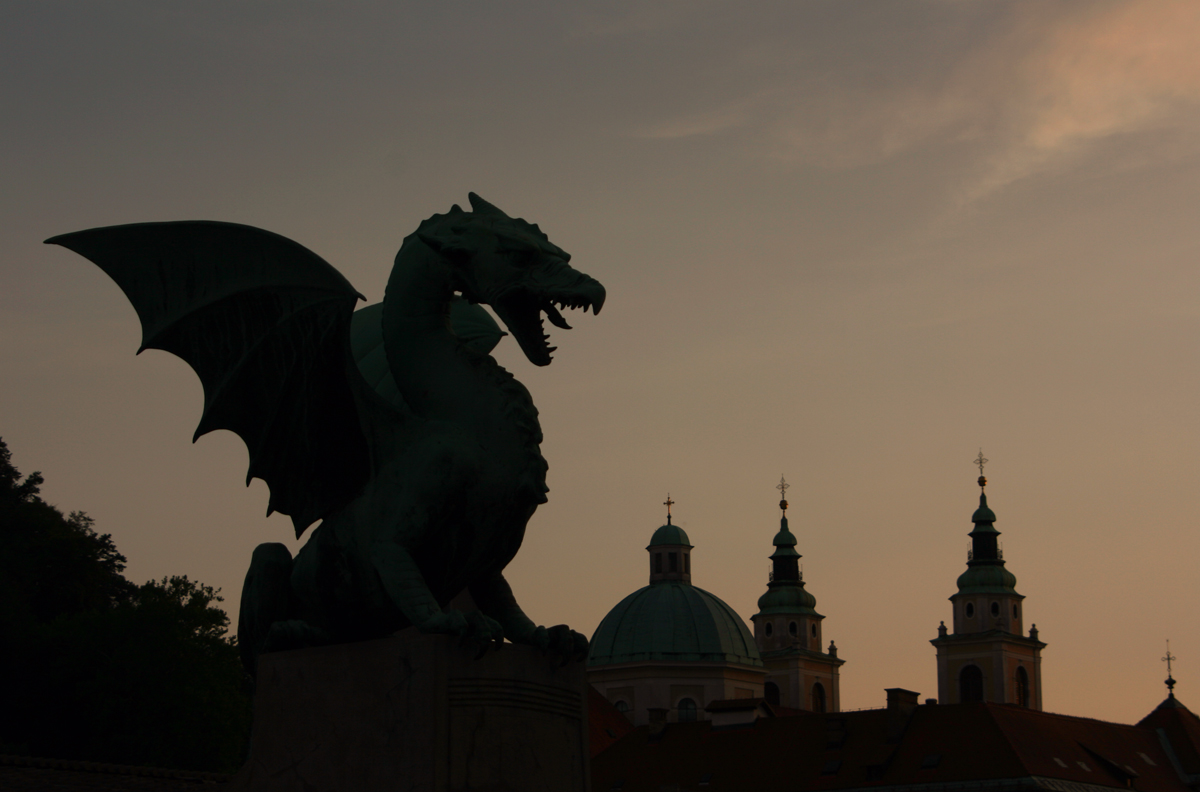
[1016,666,1030,708]
[1013,604,1020,618]
[677,698,697,722]
[789,621,798,637]
[959,665,984,703]
[684,553,690,574]
[669,553,678,573]
[765,682,780,706]
[812,682,827,713]
[991,601,1000,617]
[654,553,662,574]
[765,622,773,637]
[811,624,817,637]
[965,603,975,618]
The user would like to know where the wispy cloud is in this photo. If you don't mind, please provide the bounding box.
[970,0,1200,198]
[631,94,760,140]
[630,1,1200,201]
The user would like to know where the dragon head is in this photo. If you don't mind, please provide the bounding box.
[415,193,605,366]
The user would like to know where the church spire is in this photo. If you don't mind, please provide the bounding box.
[962,454,1008,578]
[752,476,842,712]
[770,477,802,581]
[932,454,1044,709]
[1164,641,1178,700]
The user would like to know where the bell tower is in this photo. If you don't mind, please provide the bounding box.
[751,477,843,712]
[931,454,1045,708]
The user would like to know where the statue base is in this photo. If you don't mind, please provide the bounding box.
[230,629,590,792]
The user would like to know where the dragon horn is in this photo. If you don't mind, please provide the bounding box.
[468,193,509,218]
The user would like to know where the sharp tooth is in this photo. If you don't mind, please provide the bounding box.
[547,346,557,353]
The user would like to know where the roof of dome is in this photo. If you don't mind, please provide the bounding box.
[648,522,692,548]
[588,582,762,668]
[971,493,998,531]
[956,563,1019,596]
[772,516,797,547]
[757,583,819,616]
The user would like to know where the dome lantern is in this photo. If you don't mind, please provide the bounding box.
[647,494,693,584]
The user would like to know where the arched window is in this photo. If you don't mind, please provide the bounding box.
[1013,604,1020,618]
[677,698,697,722]
[959,665,984,703]
[765,682,780,706]
[669,552,678,573]
[965,602,975,618]
[991,601,1000,617]
[614,700,630,714]
[812,682,827,713]
[811,623,817,638]
[789,621,798,637]
[1016,666,1030,708]
[654,553,662,574]
[764,622,773,637]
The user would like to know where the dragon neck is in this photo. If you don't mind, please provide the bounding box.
[381,239,548,494]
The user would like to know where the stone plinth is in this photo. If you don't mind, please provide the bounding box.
[231,630,590,792]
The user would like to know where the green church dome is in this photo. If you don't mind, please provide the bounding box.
[648,523,692,548]
[971,501,997,525]
[757,582,818,616]
[956,563,1018,596]
[588,582,762,667]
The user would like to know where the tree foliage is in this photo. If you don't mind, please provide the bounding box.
[0,437,251,773]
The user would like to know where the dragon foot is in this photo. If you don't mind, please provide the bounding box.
[526,624,589,666]
[416,609,505,658]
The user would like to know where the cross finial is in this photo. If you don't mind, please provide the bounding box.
[776,476,789,513]
[663,493,675,524]
[1164,640,1178,697]
[975,449,989,490]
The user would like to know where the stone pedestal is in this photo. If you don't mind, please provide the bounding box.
[231,630,590,792]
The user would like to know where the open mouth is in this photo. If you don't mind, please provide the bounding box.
[493,287,604,366]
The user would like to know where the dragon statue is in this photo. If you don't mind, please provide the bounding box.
[47,193,604,674]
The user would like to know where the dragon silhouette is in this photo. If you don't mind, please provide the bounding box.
[47,194,604,674]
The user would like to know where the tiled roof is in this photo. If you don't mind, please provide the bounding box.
[592,701,1200,792]
[1138,696,1200,779]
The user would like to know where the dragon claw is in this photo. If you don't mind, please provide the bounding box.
[417,609,504,658]
[529,624,588,665]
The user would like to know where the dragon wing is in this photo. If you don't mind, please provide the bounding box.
[46,221,371,538]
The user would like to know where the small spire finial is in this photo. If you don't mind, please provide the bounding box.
[974,449,989,490]
[1164,640,1178,697]
[663,493,674,524]
[776,476,789,512]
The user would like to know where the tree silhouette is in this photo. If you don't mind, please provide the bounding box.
[0,437,251,772]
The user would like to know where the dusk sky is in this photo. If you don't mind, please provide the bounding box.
[4,1,1200,724]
